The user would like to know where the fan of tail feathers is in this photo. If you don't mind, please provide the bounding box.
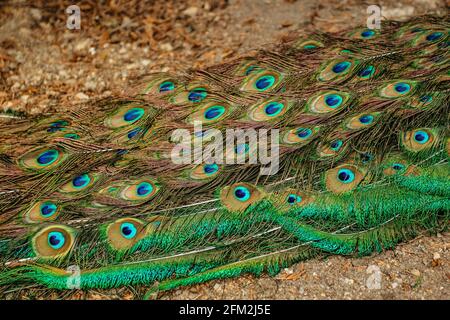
[0,15,449,299]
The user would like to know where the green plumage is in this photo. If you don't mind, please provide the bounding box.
[0,15,449,298]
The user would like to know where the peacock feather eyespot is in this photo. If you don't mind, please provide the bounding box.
[220,183,263,212]
[120,222,137,239]
[24,200,60,223]
[234,186,251,202]
[325,164,365,194]
[359,115,373,124]
[72,174,91,189]
[40,202,58,218]
[123,108,145,123]
[425,32,443,42]
[332,61,351,73]
[204,163,219,175]
[188,87,208,103]
[330,139,343,151]
[37,149,60,166]
[392,163,405,171]
[401,128,437,152]
[358,65,375,79]
[190,163,220,180]
[19,146,67,170]
[204,105,225,120]
[283,126,319,145]
[60,173,96,193]
[413,130,429,144]
[307,91,350,114]
[63,133,80,139]
[127,127,143,140]
[105,104,147,128]
[286,194,302,205]
[47,231,65,250]
[106,218,145,250]
[240,69,283,92]
[297,128,312,139]
[337,168,355,184]
[411,29,446,46]
[120,179,159,201]
[345,112,379,130]
[325,94,343,108]
[248,99,289,122]
[159,81,175,93]
[32,225,75,258]
[187,100,231,124]
[293,39,324,50]
[319,59,356,81]
[360,29,375,38]
[47,120,69,133]
[379,80,416,99]
[255,75,275,91]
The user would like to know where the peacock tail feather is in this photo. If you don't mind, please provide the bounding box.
[0,15,449,298]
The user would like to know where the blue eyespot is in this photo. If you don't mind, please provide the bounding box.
[40,202,58,217]
[419,95,432,103]
[136,182,153,197]
[392,163,405,171]
[337,168,355,184]
[361,29,375,38]
[124,108,145,122]
[264,102,284,116]
[325,94,343,108]
[287,194,302,204]
[127,128,142,139]
[234,186,251,202]
[330,140,343,151]
[48,231,65,250]
[359,115,374,124]
[358,65,375,78]
[413,130,429,144]
[72,174,91,189]
[204,106,225,120]
[245,65,257,75]
[235,144,249,155]
[332,61,351,74]
[303,45,317,49]
[254,75,276,91]
[411,27,424,33]
[64,133,80,139]
[120,222,137,239]
[361,153,373,163]
[47,120,68,133]
[426,32,443,42]
[296,128,312,139]
[188,88,207,102]
[159,81,175,93]
[394,82,411,94]
[203,163,219,175]
[37,149,59,166]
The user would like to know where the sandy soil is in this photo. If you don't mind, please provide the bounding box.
[0,0,448,300]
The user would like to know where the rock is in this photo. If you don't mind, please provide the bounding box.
[283,268,294,275]
[343,278,354,285]
[410,269,421,277]
[392,282,399,289]
[183,7,199,17]
[30,8,42,21]
[160,43,173,52]
[141,59,151,67]
[213,283,222,291]
[433,252,441,260]
[75,92,89,100]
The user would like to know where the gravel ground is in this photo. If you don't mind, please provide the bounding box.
[0,0,448,300]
